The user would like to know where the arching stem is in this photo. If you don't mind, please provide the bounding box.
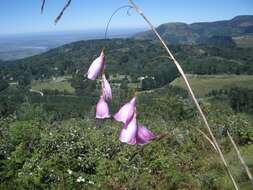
[104,5,133,39]
[127,0,239,189]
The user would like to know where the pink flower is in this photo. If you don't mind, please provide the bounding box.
[114,96,136,125]
[119,114,155,145]
[119,113,138,145]
[87,50,105,80]
[136,124,156,145]
[96,96,110,119]
[102,74,112,101]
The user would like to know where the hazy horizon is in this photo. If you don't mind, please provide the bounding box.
[0,0,252,35]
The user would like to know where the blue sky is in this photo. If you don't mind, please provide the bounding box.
[0,0,252,35]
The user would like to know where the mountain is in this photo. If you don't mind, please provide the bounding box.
[133,15,253,46]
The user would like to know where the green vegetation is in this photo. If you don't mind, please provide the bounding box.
[0,86,253,189]
[0,37,253,189]
[172,74,253,97]
[233,35,253,48]
[31,76,75,94]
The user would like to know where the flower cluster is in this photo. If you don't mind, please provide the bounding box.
[86,50,155,145]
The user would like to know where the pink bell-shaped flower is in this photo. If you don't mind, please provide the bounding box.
[119,114,155,145]
[96,95,110,119]
[114,96,136,125]
[136,124,156,145]
[87,50,105,80]
[119,113,138,145]
[102,74,112,101]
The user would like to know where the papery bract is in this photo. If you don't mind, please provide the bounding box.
[114,96,136,125]
[136,124,156,145]
[87,50,105,80]
[96,95,110,119]
[102,74,112,101]
[119,113,138,145]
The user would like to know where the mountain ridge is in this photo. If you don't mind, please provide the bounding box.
[133,15,253,46]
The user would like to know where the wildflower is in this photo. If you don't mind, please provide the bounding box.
[77,176,85,183]
[67,169,72,175]
[102,74,112,101]
[119,113,138,145]
[119,113,155,145]
[96,96,110,119]
[136,124,156,145]
[114,96,136,125]
[87,50,105,80]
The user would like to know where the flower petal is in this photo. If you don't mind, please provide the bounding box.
[114,96,136,124]
[136,124,156,145]
[102,74,112,101]
[96,96,110,119]
[119,114,138,145]
[87,51,104,80]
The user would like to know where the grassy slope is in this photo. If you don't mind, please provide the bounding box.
[171,74,253,97]
[31,76,75,94]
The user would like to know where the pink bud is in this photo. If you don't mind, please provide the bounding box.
[87,51,105,80]
[102,74,112,101]
[114,96,136,125]
[96,96,110,119]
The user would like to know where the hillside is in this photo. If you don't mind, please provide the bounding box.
[1,38,253,189]
[1,39,253,83]
[134,15,253,46]
[172,74,253,97]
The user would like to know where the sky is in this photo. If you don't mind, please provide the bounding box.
[0,0,252,35]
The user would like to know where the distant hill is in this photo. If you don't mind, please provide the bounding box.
[1,39,253,85]
[133,15,253,47]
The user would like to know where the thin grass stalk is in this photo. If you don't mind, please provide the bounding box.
[127,0,239,189]
[227,130,253,186]
[192,127,217,152]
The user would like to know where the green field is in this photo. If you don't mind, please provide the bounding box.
[31,76,75,94]
[171,74,253,97]
[233,35,253,48]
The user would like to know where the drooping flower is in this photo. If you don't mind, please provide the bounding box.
[114,96,136,125]
[119,113,155,145]
[119,113,138,145]
[96,95,110,119]
[87,50,105,80]
[136,124,156,145]
[102,74,112,101]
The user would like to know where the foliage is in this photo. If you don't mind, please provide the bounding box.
[0,83,252,189]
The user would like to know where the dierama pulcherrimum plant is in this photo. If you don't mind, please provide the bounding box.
[87,50,112,120]
[102,74,112,101]
[114,96,136,126]
[115,96,155,145]
[87,50,105,80]
[96,95,110,119]
[43,0,253,188]
[119,111,155,145]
